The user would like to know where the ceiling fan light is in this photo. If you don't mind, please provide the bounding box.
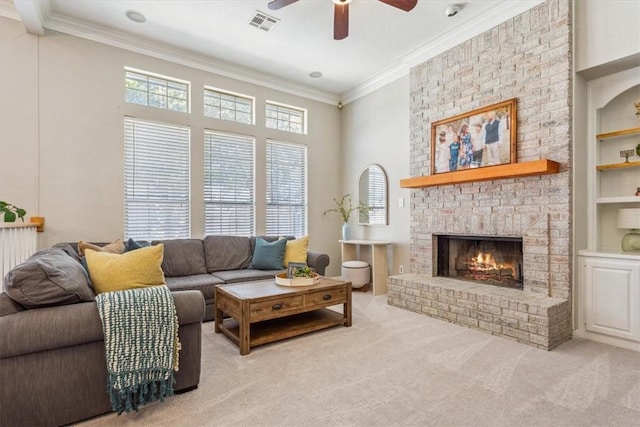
[332,0,352,5]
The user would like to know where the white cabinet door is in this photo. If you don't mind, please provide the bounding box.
[582,257,640,342]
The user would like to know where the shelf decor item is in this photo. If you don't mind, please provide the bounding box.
[620,149,635,163]
[634,101,640,119]
[617,208,640,251]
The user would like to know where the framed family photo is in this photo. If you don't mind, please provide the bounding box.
[431,98,517,175]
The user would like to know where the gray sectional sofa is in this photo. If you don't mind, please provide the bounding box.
[63,235,329,321]
[0,235,329,426]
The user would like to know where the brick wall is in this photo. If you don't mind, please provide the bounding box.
[390,0,573,350]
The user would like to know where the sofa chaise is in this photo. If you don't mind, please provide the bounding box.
[0,289,204,426]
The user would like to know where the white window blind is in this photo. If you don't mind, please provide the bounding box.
[266,140,307,236]
[124,118,190,240]
[125,69,189,113]
[265,101,306,134]
[204,88,254,124]
[366,167,386,224]
[204,131,255,236]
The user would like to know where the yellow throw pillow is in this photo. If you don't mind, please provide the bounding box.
[282,235,309,268]
[78,239,125,256]
[85,244,166,294]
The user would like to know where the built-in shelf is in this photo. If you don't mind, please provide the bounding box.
[596,126,640,140]
[596,161,640,171]
[400,159,560,189]
[596,196,640,204]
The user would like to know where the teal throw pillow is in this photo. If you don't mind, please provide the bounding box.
[249,237,287,270]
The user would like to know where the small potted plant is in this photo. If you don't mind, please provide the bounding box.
[0,201,26,222]
[323,194,371,240]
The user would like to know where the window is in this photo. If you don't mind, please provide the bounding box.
[266,140,307,236]
[366,166,386,224]
[204,131,255,236]
[124,118,190,240]
[204,88,254,124]
[125,68,189,112]
[266,101,306,134]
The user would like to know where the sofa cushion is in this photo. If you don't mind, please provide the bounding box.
[0,292,25,317]
[203,236,252,272]
[4,248,95,308]
[78,239,125,256]
[282,235,310,267]
[85,244,166,294]
[153,239,207,277]
[165,274,224,300]
[212,269,283,284]
[249,237,287,270]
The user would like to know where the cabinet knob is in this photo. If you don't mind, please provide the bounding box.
[272,303,283,310]
[322,294,332,301]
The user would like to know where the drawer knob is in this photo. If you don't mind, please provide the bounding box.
[272,303,283,310]
[322,294,332,301]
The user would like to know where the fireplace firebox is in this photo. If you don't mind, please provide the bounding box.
[436,235,523,289]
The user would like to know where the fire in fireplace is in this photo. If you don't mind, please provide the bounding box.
[436,235,523,289]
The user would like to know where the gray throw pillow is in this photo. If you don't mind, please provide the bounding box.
[4,248,95,308]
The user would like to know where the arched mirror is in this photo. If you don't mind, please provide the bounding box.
[358,164,388,225]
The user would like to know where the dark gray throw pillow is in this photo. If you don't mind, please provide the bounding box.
[4,248,95,308]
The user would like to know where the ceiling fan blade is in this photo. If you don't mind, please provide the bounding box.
[334,3,349,40]
[267,0,299,10]
[378,0,417,12]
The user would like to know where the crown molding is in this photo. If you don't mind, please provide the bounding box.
[43,11,341,105]
[341,0,545,104]
[5,0,543,106]
[0,1,21,21]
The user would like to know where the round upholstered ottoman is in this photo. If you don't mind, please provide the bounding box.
[341,260,370,289]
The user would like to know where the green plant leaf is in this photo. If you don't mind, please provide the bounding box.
[4,211,16,222]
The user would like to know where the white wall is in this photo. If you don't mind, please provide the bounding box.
[575,0,640,73]
[340,77,411,276]
[0,16,344,273]
[0,16,38,221]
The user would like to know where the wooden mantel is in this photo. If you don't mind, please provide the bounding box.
[400,159,560,189]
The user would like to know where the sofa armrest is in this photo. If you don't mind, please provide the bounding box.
[173,290,205,325]
[306,251,330,276]
[0,290,205,359]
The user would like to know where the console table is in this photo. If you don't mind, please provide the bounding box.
[339,240,392,296]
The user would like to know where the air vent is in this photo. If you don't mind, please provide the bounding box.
[250,11,279,32]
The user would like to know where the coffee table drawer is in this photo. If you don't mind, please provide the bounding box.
[250,295,304,321]
[306,287,347,307]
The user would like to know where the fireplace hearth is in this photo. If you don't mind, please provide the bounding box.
[436,235,523,289]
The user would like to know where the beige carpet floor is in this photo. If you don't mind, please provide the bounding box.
[79,292,640,427]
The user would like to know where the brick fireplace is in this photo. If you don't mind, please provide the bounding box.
[388,0,573,350]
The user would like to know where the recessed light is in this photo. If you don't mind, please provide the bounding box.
[309,71,323,79]
[126,10,146,23]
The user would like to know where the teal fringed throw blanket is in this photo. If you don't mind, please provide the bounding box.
[95,285,180,414]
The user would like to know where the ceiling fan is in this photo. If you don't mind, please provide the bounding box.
[267,0,418,40]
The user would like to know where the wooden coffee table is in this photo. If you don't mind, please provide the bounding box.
[214,277,352,355]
